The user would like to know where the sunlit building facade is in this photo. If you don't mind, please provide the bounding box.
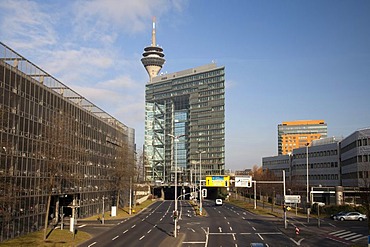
[278,120,328,155]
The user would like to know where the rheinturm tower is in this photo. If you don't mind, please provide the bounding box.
[141,17,165,81]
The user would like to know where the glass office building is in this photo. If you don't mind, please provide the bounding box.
[144,64,225,183]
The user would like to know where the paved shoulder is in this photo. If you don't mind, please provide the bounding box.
[159,233,185,247]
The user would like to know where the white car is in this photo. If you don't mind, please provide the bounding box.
[215,199,223,206]
[338,212,367,221]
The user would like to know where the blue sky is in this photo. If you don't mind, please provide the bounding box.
[1,0,369,171]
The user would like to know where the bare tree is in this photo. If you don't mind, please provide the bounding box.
[38,110,78,240]
[111,138,136,210]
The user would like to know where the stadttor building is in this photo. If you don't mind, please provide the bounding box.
[142,19,225,183]
[0,42,135,242]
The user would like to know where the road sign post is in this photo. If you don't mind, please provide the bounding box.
[284,195,301,204]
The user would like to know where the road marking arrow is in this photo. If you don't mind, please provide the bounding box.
[290,238,304,246]
[218,227,222,232]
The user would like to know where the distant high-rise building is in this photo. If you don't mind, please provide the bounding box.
[141,20,225,183]
[278,120,327,155]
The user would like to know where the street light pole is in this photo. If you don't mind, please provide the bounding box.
[196,150,206,216]
[168,134,184,238]
[102,196,107,225]
[306,143,310,223]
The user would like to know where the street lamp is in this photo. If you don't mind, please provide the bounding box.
[196,150,206,216]
[306,143,310,223]
[167,133,185,238]
[102,196,107,224]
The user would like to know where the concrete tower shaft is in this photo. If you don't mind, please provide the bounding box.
[141,17,165,82]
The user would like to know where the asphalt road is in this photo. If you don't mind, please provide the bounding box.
[181,200,293,247]
[78,200,180,247]
[75,199,368,247]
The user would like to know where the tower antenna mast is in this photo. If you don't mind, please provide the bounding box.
[152,16,156,47]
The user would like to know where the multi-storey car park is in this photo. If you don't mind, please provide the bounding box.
[0,42,135,242]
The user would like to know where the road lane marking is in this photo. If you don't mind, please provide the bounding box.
[329,229,346,235]
[183,241,207,244]
[123,230,128,234]
[352,235,367,242]
[230,226,233,231]
[257,233,264,240]
[147,229,152,233]
[232,233,236,240]
[218,227,222,232]
[328,223,336,227]
[334,231,351,236]
[290,238,304,246]
[88,242,97,247]
[252,227,256,231]
[112,236,119,241]
[227,222,230,225]
[78,224,86,228]
[139,235,145,240]
[131,224,136,228]
[188,228,195,232]
[345,234,363,241]
[340,232,358,238]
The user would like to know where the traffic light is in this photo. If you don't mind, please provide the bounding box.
[173,210,178,220]
[201,188,207,198]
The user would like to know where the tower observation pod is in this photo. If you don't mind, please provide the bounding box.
[141,17,165,82]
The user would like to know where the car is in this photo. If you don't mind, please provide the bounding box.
[331,211,347,220]
[250,243,266,247]
[338,212,367,221]
[215,199,223,206]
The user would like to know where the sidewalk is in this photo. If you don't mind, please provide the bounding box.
[159,233,186,247]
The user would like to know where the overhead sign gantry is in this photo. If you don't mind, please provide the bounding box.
[205,175,230,187]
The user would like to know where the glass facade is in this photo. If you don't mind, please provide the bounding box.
[0,42,135,242]
[144,64,225,183]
